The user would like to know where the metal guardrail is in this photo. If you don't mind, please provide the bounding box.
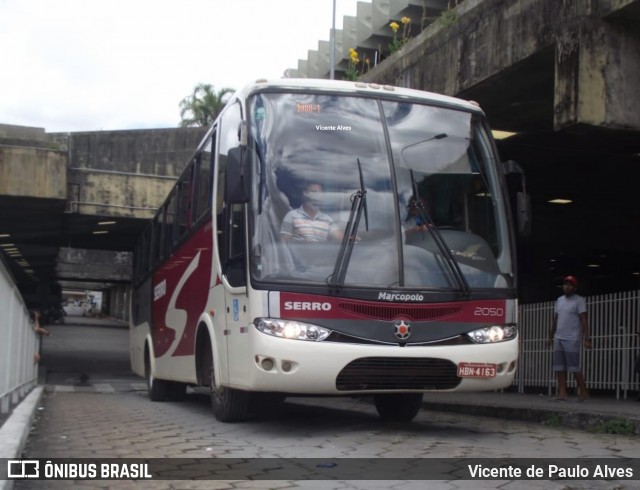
[0,256,38,417]
[517,290,640,399]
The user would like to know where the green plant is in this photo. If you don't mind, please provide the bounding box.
[179,84,234,127]
[543,414,563,427]
[589,418,635,435]
[439,0,461,27]
[439,9,458,27]
[388,16,412,54]
[344,48,371,81]
[344,48,360,81]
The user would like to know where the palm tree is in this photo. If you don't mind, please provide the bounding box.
[179,84,235,127]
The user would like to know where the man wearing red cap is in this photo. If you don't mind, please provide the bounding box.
[547,276,591,401]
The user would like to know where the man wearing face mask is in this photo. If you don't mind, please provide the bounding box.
[280,182,343,242]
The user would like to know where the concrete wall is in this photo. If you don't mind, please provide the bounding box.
[0,146,67,200]
[57,248,132,282]
[51,127,207,219]
[555,18,640,130]
[360,0,640,132]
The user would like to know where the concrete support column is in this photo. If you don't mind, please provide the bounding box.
[554,19,640,131]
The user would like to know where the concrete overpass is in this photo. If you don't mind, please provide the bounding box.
[1,0,639,314]
[288,0,640,299]
[0,124,206,317]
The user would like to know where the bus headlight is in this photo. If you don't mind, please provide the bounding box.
[467,324,518,344]
[255,318,332,341]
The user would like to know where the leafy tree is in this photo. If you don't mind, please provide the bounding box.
[179,84,235,127]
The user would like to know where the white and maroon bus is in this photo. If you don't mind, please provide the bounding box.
[130,79,528,422]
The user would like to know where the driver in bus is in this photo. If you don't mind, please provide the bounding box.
[280,182,344,242]
[404,195,433,236]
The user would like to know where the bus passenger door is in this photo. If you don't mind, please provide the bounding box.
[221,202,249,388]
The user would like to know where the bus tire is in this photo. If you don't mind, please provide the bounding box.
[373,393,423,422]
[145,350,170,402]
[167,382,187,401]
[211,386,249,422]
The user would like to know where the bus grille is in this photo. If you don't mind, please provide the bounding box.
[338,302,461,321]
[336,357,460,391]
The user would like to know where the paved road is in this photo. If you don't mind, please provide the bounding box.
[13,318,640,489]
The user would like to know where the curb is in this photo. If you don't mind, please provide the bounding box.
[0,385,44,456]
[421,400,640,435]
[0,386,44,490]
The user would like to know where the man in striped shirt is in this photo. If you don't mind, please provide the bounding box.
[280,182,343,242]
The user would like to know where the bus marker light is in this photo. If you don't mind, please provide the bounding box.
[281,361,292,372]
[261,358,274,371]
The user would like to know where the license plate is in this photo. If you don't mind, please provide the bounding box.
[457,362,497,378]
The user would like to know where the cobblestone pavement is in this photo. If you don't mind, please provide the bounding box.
[13,388,640,490]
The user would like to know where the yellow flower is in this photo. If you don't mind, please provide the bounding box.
[401,16,411,25]
[390,21,399,32]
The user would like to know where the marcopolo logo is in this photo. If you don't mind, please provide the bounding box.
[283,301,332,311]
[378,292,424,302]
[394,320,412,340]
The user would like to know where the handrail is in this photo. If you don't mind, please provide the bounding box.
[0,255,39,419]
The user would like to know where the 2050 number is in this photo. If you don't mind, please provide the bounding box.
[474,307,504,317]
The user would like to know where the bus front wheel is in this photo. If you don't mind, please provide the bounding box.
[209,364,249,422]
[211,385,250,422]
[373,393,423,422]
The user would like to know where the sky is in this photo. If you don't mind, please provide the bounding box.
[0,0,366,132]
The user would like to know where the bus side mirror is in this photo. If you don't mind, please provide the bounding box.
[503,160,532,237]
[226,146,249,204]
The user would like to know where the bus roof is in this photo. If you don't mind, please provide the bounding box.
[231,78,484,114]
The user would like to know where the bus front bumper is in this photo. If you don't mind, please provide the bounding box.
[238,329,518,395]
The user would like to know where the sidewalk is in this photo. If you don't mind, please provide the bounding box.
[421,390,640,434]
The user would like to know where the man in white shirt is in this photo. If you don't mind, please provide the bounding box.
[547,275,592,401]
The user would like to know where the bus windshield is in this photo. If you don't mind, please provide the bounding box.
[248,91,513,292]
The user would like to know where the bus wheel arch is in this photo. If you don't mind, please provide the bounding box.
[196,323,215,387]
[144,341,169,401]
[196,324,249,422]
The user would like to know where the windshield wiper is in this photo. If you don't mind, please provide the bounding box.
[328,158,368,289]
[409,169,470,295]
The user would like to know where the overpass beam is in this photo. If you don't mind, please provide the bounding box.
[555,19,640,131]
[56,248,132,283]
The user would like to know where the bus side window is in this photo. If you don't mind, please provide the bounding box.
[193,130,216,224]
[133,225,150,285]
[176,163,193,241]
[164,189,177,255]
[216,101,246,287]
[150,212,163,267]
